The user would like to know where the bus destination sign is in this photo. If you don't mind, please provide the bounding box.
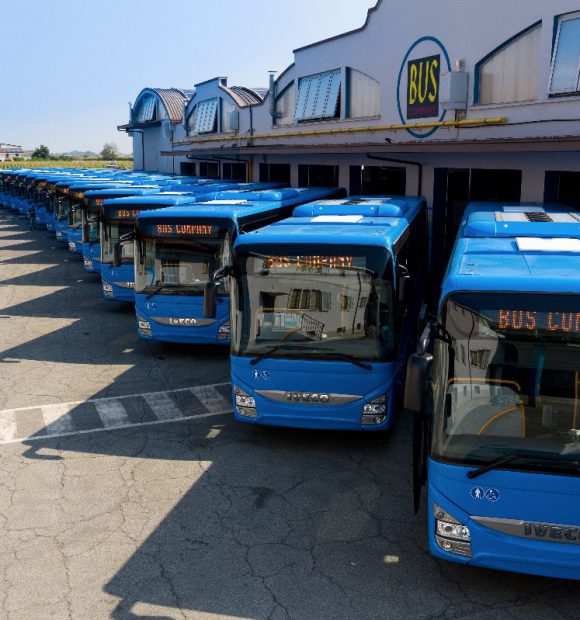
[265,256,354,270]
[496,310,580,335]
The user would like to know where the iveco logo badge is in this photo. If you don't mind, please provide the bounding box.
[472,515,580,545]
[285,392,330,404]
[525,523,579,542]
[168,317,198,326]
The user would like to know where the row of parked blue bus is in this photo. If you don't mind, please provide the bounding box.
[1,167,578,581]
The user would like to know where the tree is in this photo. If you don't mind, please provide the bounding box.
[32,145,50,160]
[100,143,119,161]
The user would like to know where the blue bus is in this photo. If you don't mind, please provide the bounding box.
[81,185,171,273]
[404,202,580,580]
[100,183,279,302]
[135,187,345,344]
[226,196,427,430]
[64,180,145,254]
[80,178,239,273]
[53,176,127,242]
[28,172,84,229]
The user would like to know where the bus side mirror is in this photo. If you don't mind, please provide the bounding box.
[203,266,231,318]
[112,243,122,268]
[397,265,410,303]
[204,281,218,318]
[404,353,433,413]
[398,274,410,302]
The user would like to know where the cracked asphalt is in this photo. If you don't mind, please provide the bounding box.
[1,209,580,620]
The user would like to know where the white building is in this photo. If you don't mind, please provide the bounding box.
[118,88,194,173]
[124,0,580,274]
[0,143,32,161]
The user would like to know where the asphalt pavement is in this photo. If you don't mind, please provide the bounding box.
[0,209,579,620]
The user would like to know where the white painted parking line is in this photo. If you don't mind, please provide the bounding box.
[0,382,231,445]
[190,385,231,413]
[143,392,183,421]
[41,403,76,434]
[0,409,17,443]
[94,399,131,429]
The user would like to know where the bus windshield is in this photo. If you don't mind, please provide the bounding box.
[55,194,70,220]
[70,200,83,227]
[432,292,580,475]
[82,207,101,244]
[232,244,396,363]
[135,220,233,296]
[101,221,135,265]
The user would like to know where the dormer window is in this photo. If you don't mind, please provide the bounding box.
[134,95,157,122]
[194,98,219,133]
[549,12,580,95]
[477,24,541,104]
[294,69,341,122]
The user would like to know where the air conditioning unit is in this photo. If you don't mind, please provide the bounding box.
[440,72,469,110]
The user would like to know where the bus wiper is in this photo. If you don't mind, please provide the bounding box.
[250,346,372,370]
[308,350,372,370]
[467,452,523,479]
[467,449,576,479]
[145,286,169,300]
[250,345,288,365]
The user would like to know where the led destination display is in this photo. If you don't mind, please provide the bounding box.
[264,256,356,271]
[496,309,580,335]
[138,221,226,238]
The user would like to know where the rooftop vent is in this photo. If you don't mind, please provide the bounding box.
[525,211,553,223]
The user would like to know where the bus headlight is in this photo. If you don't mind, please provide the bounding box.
[136,313,152,337]
[434,504,472,557]
[362,395,387,425]
[102,281,114,297]
[234,387,257,418]
[218,322,230,341]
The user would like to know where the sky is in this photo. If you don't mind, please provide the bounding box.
[0,0,375,154]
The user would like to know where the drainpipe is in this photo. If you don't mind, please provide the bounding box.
[268,71,279,125]
[366,154,423,196]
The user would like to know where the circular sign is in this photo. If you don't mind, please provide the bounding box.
[396,36,452,139]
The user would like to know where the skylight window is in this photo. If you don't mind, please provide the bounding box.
[549,13,580,94]
[294,70,341,122]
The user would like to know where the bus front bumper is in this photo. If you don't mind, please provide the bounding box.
[230,357,399,431]
[428,461,580,580]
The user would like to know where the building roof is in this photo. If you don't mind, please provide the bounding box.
[227,86,267,106]
[150,88,192,123]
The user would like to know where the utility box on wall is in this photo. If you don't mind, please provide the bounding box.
[440,71,469,110]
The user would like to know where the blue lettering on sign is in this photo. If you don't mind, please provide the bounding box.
[471,486,486,500]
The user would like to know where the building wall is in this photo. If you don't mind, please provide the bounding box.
[133,0,580,198]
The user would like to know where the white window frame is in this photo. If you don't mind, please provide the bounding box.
[549,11,580,95]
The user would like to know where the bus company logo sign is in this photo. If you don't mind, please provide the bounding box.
[407,54,440,120]
[397,36,451,139]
